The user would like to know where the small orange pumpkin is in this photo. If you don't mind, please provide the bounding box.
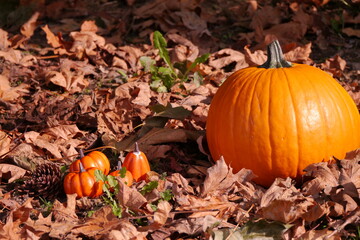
[109,161,134,187]
[70,150,110,175]
[64,162,103,198]
[122,142,150,182]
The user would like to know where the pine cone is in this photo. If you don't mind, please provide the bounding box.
[19,163,63,200]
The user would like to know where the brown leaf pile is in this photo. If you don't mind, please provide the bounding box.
[0,154,359,239]
[0,0,359,239]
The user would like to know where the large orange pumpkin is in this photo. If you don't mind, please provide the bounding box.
[206,40,360,187]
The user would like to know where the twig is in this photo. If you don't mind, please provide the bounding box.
[225,204,255,240]
[0,126,28,160]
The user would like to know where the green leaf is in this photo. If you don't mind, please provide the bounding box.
[180,53,209,82]
[160,189,173,201]
[87,210,95,217]
[193,71,203,87]
[157,66,176,90]
[107,175,118,188]
[156,86,168,93]
[153,31,177,77]
[111,204,122,217]
[188,53,210,72]
[139,56,156,72]
[95,169,107,182]
[140,181,158,195]
[120,167,127,178]
[149,203,158,211]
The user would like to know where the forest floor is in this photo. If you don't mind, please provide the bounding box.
[0,0,359,239]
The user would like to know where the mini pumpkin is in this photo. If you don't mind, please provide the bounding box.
[70,150,110,175]
[109,161,133,187]
[64,162,103,198]
[122,142,150,182]
[206,40,360,187]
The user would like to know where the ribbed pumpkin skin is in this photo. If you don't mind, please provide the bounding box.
[64,167,103,198]
[206,64,360,187]
[70,151,110,175]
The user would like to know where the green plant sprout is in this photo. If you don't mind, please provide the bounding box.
[95,170,122,218]
[140,31,209,92]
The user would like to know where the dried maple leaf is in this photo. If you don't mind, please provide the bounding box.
[52,194,78,223]
[0,198,34,239]
[22,213,52,239]
[0,213,22,239]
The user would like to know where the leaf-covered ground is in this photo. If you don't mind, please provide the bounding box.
[0,0,359,239]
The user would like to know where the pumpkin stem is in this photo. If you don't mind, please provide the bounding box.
[258,40,292,69]
[79,162,86,173]
[79,149,85,158]
[134,142,140,153]
[117,160,122,170]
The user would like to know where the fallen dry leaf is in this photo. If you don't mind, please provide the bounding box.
[45,69,89,93]
[116,179,147,212]
[0,131,11,157]
[259,178,317,223]
[138,200,172,231]
[20,11,40,39]
[41,24,62,48]
[201,156,256,197]
[208,48,248,71]
[52,194,78,223]
[0,164,27,183]
[0,74,29,101]
[0,29,10,49]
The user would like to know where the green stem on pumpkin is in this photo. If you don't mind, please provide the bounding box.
[258,40,292,69]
